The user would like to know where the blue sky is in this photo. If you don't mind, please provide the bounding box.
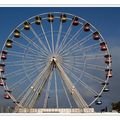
[0,7,120,112]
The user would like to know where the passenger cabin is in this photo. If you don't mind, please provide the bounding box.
[95,100,102,105]
[24,21,30,30]
[4,93,11,99]
[0,63,5,73]
[48,13,54,22]
[103,87,109,92]
[6,39,13,48]
[0,80,4,86]
[105,69,112,78]
[35,16,41,25]
[93,32,100,40]
[100,42,107,51]
[104,54,112,64]
[5,89,12,93]
[101,82,109,86]
[14,29,20,38]
[60,14,67,23]
[1,51,7,60]
[94,95,102,98]
[72,16,79,26]
[84,23,90,32]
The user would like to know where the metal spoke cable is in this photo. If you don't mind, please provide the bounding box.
[55,21,62,53]
[12,40,45,56]
[57,21,73,54]
[59,33,93,55]
[16,65,45,102]
[68,42,100,54]
[26,65,52,107]
[21,32,48,56]
[20,62,51,106]
[40,24,52,53]
[58,26,83,53]
[5,61,45,78]
[61,64,99,95]
[9,64,45,90]
[30,26,49,54]
[63,61,105,83]
[51,22,54,53]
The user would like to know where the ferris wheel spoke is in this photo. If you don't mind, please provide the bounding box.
[43,71,53,108]
[6,59,45,67]
[7,52,47,60]
[9,63,44,90]
[64,60,106,71]
[5,58,46,65]
[61,64,98,96]
[20,32,48,56]
[68,42,100,54]
[58,26,83,54]
[18,64,48,104]
[57,22,73,54]
[71,71,98,96]
[17,71,41,104]
[20,62,52,107]
[65,61,105,82]
[56,62,89,108]
[40,24,52,53]
[63,62,105,83]
[55,21,62,53]
[6,50,44,59]
[26,65,52,107]
[54,69,59,108]
[59,70,73,108]
[5,61,46,78]
[50,22,55,53]
[62,53,105,61]
[30,26,50,54]
[59,33,93,56]
[12,40,46,57]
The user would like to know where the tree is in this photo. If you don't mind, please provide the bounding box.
[112,101,120,112]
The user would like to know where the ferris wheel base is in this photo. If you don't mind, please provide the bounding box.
[15,108,94,113]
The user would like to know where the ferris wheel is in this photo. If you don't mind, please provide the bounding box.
[0,12,112,110]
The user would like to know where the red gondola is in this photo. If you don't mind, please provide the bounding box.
[0,63,5,73]
[93,32,100,40]
[100,42,107,51]
[14,29,20,38]
[104,54,112,64]
[1,50,7,60]
[48,13,54,22]
[105,69,112,78]
[0,77,6,86]
[35,16,41,25]
[24,21,30,30]
[60,14,67,23]
[4,93,11,99]
[0,80,4,86]
[72,16,79,26]
[84,23,90,32]
[6,39,13,48]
